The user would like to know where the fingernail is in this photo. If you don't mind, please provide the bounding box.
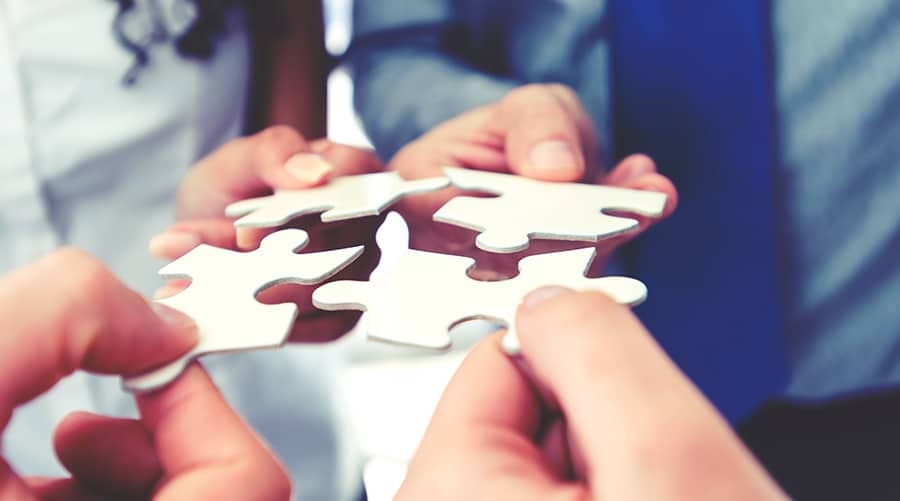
[284,153,333,185]
[150,303,198,346]
[529,141,581,177]
[621,155,655,182]
[522,286,571,310]
[153,285,179,300]
[148,232,201,258]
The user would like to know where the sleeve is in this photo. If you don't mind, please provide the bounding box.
[345,0,521,160]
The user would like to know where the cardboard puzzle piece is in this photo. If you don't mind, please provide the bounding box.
[123,229,363,392]
[225,172,449,228]
[433,167,668,253]
[312,246,646,354]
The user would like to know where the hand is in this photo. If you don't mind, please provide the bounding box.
[389,84,678,279]
[149,126,385,342]
[400,288,786,500]
[0,249,289,500]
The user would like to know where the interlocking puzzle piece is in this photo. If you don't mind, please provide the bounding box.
[123,229,363,392]
[225,171,450,228]
[433,167,668,253]
[312,246,646,354]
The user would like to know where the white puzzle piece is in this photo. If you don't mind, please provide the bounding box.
[225,171,450,228]
[312,245,646,354]
[433,166,668,253]
[123,229,363,393]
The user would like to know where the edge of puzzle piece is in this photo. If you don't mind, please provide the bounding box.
[225,171,449,228]
[435,166,668,253]
[122,229,364,393]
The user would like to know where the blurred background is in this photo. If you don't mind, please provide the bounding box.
[321,2,481,498]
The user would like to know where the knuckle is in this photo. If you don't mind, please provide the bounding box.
[272,468,293,500]
[255,125,306,151]
[41,248,109,288]
[546,83,579,104]
[503,83,555,107]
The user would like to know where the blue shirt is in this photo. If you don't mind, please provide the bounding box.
[348,0,900,401]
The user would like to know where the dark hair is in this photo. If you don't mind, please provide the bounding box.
[113,0,272,84]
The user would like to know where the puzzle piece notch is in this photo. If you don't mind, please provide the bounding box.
[123,229,364,393]
[312,246,646,352]
[434,166,668,253]
[225,172,450,228]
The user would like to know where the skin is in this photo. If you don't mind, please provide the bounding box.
[152,83,678,340]
[400,289,789,501]
[0,249,287,500]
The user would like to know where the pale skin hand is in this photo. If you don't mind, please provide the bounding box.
[388,83,679,279]
[0,249,290,500]
[400,289,787,501]
[148,126,385,342]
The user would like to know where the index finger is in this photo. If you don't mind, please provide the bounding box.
[516,289,786,500]
[0,249,197,427]
[399,333,584,501]
[137,365,291,500]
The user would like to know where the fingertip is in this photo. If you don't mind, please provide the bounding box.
[624,173,679,218]
[144,303,198,362]
[605,154,657,184]
[515,289,629,353]
[523,140,585,181]
[284,153,334,187]
[148,231,201,260]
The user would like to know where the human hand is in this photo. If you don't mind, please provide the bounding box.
[389,83,678,279]
[0,249,290,500]
[399,288,785,500]
[148,126,385,342]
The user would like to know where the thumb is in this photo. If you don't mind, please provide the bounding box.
[0,249,197,426]
[515,288,786,500]
[497,84,589,182]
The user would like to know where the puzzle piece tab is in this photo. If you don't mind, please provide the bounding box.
[312,246,646,353]
[123,229,363,392]
[225,171,449,228]
[433,167,668,253]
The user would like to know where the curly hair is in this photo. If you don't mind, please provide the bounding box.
[112,0,280,84]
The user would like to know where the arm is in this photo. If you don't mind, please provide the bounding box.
[347,1,616,163]
[346,1,520,159]
[245,0,331,137]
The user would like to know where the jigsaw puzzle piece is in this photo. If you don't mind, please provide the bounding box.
[123,229,363,392]
[434,166,668,253]
[313,241,647,354]
[225,172,449,228]
[313,249,479,349]
[319,175,450,222]
[499,248,648,355]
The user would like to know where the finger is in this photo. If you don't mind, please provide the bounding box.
[497,84,592,182]
[177,126,321,219]
[399,333,587,501]
[136,365,291,500]
[515,289,786,500]
[311,139,385,176]
[25,477,107,501]
[601,154,678,218]
[602,154,658,185]
[148,219,238,259]
[0,249,197,428]
[53,412,160,498]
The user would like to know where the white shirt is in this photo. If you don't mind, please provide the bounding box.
[0,2,359,499]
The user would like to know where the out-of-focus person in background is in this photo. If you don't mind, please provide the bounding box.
[1,1,371,499]
[346,1,900,498]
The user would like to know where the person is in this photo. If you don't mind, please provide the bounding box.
[347,1,900,496]
[0,2,374,499]
[0,251,787,499]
